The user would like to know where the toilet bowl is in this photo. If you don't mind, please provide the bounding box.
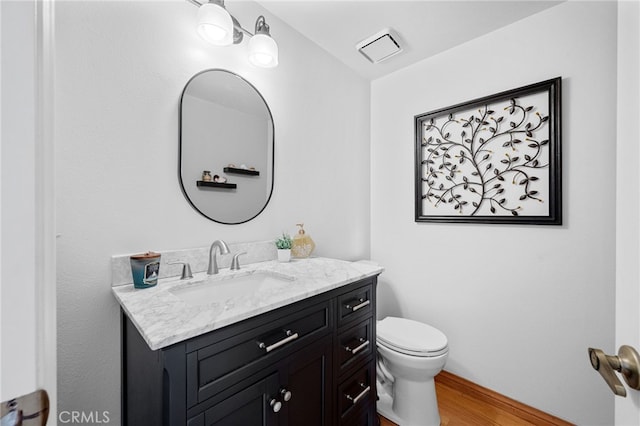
[376,316,448,426]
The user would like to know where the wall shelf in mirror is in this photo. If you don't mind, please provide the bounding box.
[196,181,237,189]
[223,167,260,176]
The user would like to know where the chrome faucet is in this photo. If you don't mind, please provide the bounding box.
[207,239,230,275]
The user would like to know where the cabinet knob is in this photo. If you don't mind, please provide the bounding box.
[280,388,292,402]
[269,398,282,413]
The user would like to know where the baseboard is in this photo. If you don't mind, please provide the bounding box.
[435,371,573,426]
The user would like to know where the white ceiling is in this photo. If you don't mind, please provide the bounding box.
[256,1,563,80]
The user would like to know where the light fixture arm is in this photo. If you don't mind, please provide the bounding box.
[185,0,209,8]
[254,15,270,36]
[236,24,255,38]
[230,14,244,44]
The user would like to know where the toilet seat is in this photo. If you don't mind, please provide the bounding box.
[377,317,448,357]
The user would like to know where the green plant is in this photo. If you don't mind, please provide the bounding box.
[275,233,292,250]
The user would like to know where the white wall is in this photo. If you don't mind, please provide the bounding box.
[371,2,616,424]
[0,0,38,400]
[54,1,369,423]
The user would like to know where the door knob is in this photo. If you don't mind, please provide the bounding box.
[588,345,640,397]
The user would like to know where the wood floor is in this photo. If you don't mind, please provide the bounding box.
[378,371,573,426]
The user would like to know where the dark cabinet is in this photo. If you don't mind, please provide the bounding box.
[203,336,332,426]
[335,285,376,425]
[285,336,332,426]
[202,372,280,426]
[122,276,377,426]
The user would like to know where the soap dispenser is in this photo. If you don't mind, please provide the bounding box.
[291,223,315,258]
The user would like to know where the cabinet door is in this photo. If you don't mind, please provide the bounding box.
[283,336,333,426]
[204,372,281,426]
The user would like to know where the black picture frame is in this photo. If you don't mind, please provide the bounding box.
[415,77,562,225]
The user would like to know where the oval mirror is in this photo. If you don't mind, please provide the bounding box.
[179,69,274,224]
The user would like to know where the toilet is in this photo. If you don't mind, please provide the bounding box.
[376,316,449,426]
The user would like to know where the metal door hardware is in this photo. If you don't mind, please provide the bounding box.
[345,383,370,405]
[257,330,299,353]
[344,338,370,355]
[345,298,370,312]
[588,345,640,397]
[280,388,292,402]
[269,398,282,413]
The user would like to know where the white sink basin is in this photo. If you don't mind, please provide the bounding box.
[170,271,295,306]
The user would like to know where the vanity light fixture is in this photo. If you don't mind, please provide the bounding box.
[189,0,279,68]
[248,16,278,68]
[196,0,233,45]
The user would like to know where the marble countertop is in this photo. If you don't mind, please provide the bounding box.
[112,257,384,350]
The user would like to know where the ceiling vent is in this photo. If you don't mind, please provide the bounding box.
[356,28,403,64]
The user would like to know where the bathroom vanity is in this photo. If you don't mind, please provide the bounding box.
[113,257,382,426]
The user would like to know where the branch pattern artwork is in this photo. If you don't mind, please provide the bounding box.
[415,78,561,225]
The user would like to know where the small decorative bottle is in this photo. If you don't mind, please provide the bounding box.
[202,171,212,182]
[291,223,315,258]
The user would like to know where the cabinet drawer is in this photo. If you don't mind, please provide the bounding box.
[337,318,373,376]
[337,283,373,326]
[187,413,204,426]
[339,403,375,426]
[337,363,375,421]
[188,300,332,405]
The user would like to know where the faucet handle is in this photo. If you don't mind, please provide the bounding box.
[230,252,247,271]
[168,261,194,280]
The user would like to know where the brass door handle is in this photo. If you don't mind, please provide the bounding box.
[588,345,640,397]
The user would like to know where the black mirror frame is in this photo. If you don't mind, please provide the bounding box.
[178,69,275,225]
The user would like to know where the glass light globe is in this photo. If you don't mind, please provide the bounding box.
[197,3,233,46]
[248,34,279,68]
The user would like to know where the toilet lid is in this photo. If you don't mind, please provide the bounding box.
[377,317,448,356]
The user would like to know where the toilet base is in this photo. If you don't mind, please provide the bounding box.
[376,378,441,426]
[376,384,403,425]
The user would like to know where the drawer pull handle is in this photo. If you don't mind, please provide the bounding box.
[346,384,370,405]
[258,330,299,353]
[345,298,370,312]
[345,338,370,355]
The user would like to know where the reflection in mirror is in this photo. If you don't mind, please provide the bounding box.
[179,69,274,224]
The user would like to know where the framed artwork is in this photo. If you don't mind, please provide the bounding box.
[415,77,562,225]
